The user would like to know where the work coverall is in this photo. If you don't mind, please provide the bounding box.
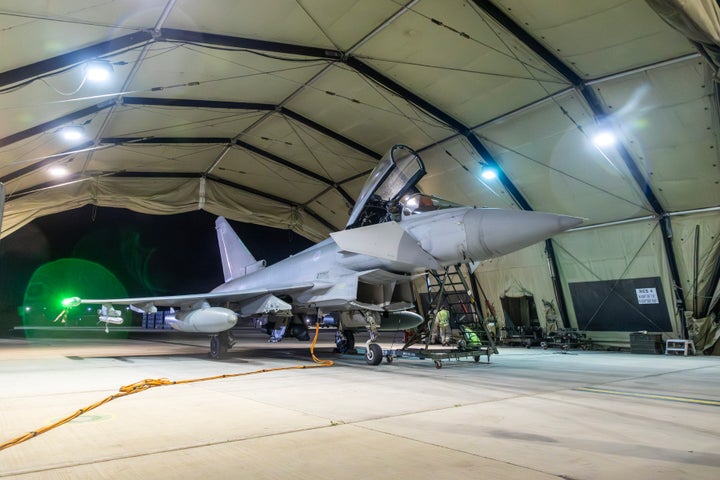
[432,308,451,345]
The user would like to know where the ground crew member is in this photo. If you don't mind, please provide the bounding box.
[432,307,451,346]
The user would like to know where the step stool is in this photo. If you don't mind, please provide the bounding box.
[665,339,696,356]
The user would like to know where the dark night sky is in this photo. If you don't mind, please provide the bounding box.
[0,206,315,324]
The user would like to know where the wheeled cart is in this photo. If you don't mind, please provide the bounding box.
[355,344,492,369]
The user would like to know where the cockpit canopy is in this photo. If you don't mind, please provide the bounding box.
[345,145,463,229]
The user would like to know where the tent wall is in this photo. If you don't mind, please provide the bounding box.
[1,177,330,243]
[668,210,720,317]
[473,241,559,336]
[552,220,678,345]
[474,218,713,347]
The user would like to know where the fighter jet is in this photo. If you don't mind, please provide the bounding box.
[63,145,582,364]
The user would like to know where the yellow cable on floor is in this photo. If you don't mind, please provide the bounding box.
[0,323,333,452]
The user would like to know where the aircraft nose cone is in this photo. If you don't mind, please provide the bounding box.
[464,209,583,259]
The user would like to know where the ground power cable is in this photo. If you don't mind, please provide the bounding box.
[0,323,334,452]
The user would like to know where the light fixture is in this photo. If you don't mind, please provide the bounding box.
[480,164,498,180]
[592,130,616,148]
[48,166,70,178]
[85,60,113,82]
[59,125,85,141]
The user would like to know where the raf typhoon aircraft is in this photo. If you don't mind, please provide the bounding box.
[63,145,582,364]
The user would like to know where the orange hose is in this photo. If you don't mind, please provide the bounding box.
[0,323,333,451]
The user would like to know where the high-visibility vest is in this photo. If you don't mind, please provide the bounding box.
[436,309,450,327]
[460,325,481,346]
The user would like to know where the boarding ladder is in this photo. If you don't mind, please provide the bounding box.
[404,264,497,354]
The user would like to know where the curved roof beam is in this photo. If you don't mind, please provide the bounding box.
[114,96,368,204]
[0,141,95,184]
[98,135,356,206]
[121,97,379,159]
[0,100,115,149]
[157,28,342,60]
[0,32,153,89]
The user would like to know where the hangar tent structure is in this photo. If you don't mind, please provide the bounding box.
[0,1,718,349]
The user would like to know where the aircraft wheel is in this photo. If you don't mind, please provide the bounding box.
[365,343,383,365]
[335,331,355,354]
[209,335,228,359]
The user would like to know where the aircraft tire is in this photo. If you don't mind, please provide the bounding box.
[365,343,383,365]
[209,335,227,359]
[335,331,355,353]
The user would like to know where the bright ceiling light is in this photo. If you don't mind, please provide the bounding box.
[480,165,498,180]
[59,125,84,141]
[592,130,616,148]
[85,60,113,82]
[48,166,70,177]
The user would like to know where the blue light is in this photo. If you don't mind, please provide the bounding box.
[481,165,498,180]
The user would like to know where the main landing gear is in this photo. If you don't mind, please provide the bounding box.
[334,310,384,365]
[209,330,236,359]
[335,330,355,354]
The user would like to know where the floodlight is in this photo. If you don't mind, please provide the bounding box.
[480,165,498,180]
[48,166,69,177]
[59,125,84,141]
[592,130,616,147]
[86,60,113,82]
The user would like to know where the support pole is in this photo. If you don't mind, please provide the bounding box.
[545,240,569,328]
[0,182,4,236]
[661,216,688,338]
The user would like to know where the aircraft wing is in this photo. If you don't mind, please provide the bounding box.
[64,282,314,311]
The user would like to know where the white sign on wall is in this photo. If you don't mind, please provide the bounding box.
[636,288,659,304]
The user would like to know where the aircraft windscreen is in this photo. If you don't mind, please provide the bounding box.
[400,193,463,216]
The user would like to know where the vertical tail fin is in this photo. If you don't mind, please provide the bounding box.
[215,217,266,282]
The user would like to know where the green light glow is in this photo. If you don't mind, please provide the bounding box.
[22,258,128,334]
[61,297,81,308]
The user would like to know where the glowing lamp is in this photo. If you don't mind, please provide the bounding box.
[481,165,498,180]
[62,297,81,308]
[592,130,616,147]
[48,166,69,177]
[86,60,113,82]
[60,125,84,141]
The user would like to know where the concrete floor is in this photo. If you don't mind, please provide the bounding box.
[1,329,719,479]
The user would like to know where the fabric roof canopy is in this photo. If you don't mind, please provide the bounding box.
[0,0,718,244]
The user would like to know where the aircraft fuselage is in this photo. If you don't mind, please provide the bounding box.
[211,206,581,314]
